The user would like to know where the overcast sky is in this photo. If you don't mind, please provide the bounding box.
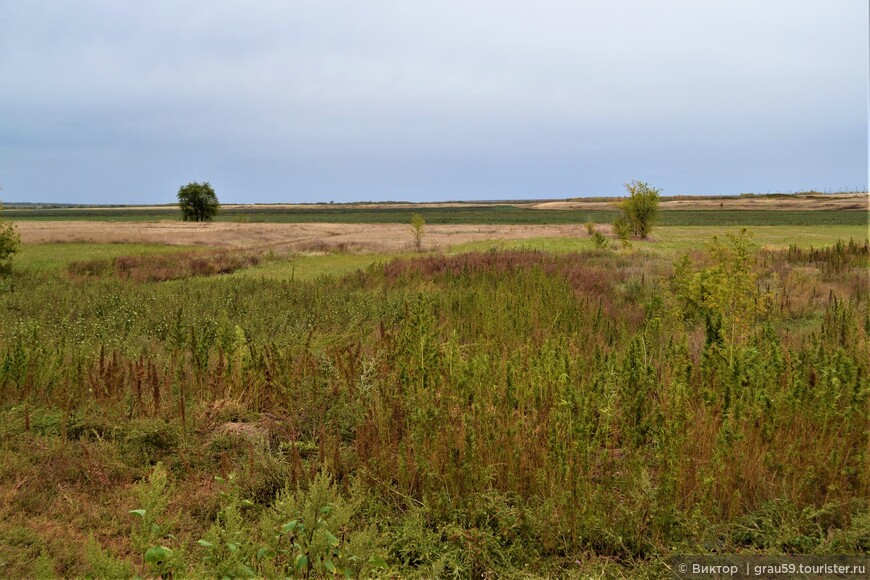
[1,1,867,204]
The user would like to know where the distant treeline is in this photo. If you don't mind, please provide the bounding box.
[5,188,866,209]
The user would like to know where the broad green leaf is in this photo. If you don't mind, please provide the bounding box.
[129,509,146,517]
[281,520,298,534]
[294,554,308,570]
[324,559,336,573]
[144,546,173,564]
[324,530,340,547]
[197,539,214,548]
[240,499,255,507]
[320,505,333,514]
[369,555,388,568]
[226,542,239,552]
[238,563,257,577]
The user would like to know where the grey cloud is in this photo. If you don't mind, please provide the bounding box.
[0,0,866,203]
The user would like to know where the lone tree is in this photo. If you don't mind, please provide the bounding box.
[616,180,660,239]
[177,182,219,222]
[0,202,20,275]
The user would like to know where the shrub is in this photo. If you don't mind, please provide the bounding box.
[616,180,660,238]
[0,203,20,275]
[86,537,134,579]
[613,215,633,246]
[591,231,610,249]
[130,463,184,577]
[411,213,425,251]
[121,418,180,463]
[671,228,766,351]
[584,220,596,235]
[257,472,386,577]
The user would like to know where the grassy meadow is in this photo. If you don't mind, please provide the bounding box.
[0,203,868,577]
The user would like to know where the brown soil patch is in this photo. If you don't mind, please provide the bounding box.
[17,221,604,253]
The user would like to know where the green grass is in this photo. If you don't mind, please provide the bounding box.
[231,251,409,281]
[448,236,595,254]
[15,243,201,271]
[449,226,870,256]
[646,225,870,252]
[7,206,868,226]
[238,226,869,279]
[13,225,865,279]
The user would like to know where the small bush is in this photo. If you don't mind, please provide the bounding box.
[86,537,134,579]
[615,180,660,238]
[591,231,610,249]
[257,471,385,578]
[0,203,20,275]
[411,213,425,251]
[584,220,596,235]
[130,463,185,577]
[613,216,633,246]
[121,418,180,463]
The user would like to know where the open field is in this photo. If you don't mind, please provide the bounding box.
[0,205,868,577]
[13,222,606,253]
[5,193,868,226]
[13,219,870,252]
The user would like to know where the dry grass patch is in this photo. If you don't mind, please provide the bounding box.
[16,220,595,253]
[68,250,261,282]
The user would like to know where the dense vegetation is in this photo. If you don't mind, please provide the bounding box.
[5,205,868,226]
[0,205,21,274]
[0,234,868,577]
